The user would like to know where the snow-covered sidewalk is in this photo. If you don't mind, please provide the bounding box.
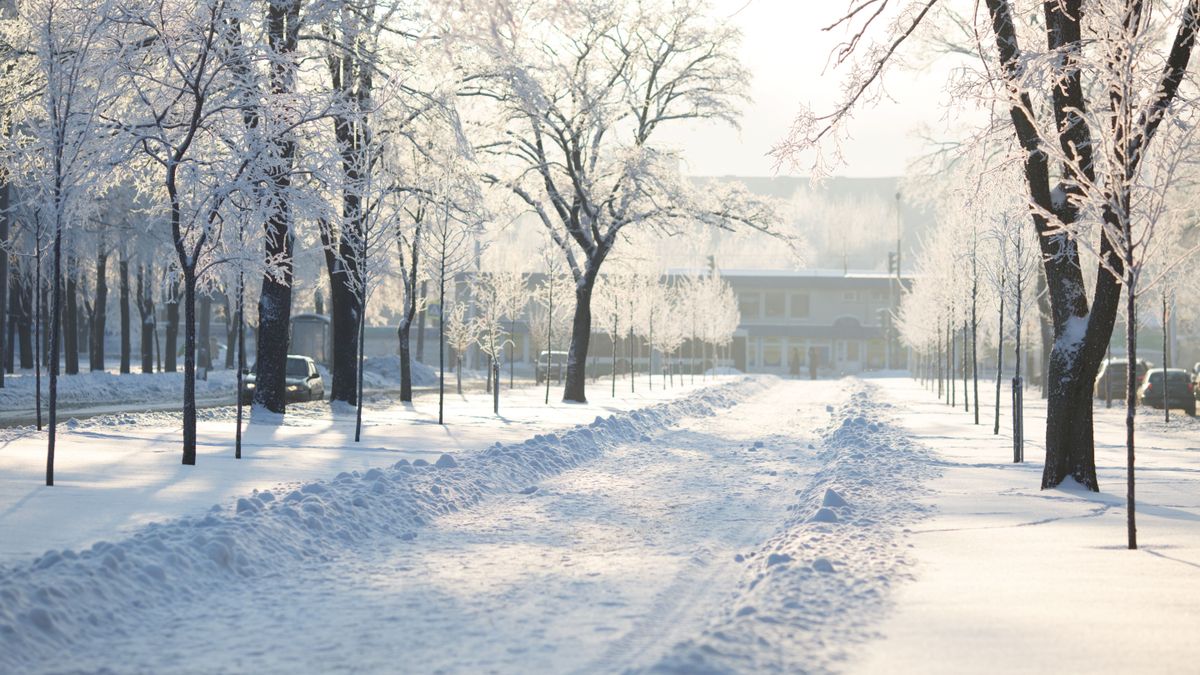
[0,376,727,563]
[854,376,1200,674]
[0,376,755,672]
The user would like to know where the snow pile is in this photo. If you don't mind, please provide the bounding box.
[653,381,940,674]
[360,354,439,388]
[0,377,757,673]
[0,369,237,411]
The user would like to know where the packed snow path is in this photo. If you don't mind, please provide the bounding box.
[0,378,940,673]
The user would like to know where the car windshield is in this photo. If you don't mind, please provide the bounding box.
[1146,371,1189,385]
[286,359,310,378]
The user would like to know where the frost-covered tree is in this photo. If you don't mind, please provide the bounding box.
[14,0,120,483]
[780,0,1200,494]
[443,299,475,396]
[111,0,269,465]
[528,244,573,403]
[421,157,482,424]
[472,273,511,413]
[461,0,778,403]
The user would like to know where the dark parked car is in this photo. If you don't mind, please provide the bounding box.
[1095,358,1153,399]
[1138,368,1195,416]
[536,350,568,384]
[241,355,325,403]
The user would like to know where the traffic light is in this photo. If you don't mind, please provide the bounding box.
[887,252,896,275]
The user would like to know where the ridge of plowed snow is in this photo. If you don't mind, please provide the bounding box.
[0,378,762,673]
[651,380,940,674]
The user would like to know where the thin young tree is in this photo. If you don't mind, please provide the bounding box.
[113,0,267,464]
[443,300,476,396]
[421,155,482,425]
[19,0,117,484]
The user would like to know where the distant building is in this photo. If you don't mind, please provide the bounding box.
[719,269,911,375]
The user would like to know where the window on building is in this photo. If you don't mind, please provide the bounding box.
[738,293,761,320]
[789,293,810,319]
[764,291,786,319]
[847,341,860,360]
[871,290,886,302]
[843,291,859,302]
[763,338,783,367]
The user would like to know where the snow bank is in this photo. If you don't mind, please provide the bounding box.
[0,377,759,673]
[654,380,940,674]
[0,369,237,411]
[361,354,438,388]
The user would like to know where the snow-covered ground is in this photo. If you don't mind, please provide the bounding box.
[0,368,240,425]
[2,373,1198,673]
[0,356,440,427]
[854,376,1200,674]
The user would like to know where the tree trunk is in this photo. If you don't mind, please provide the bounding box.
[90,250,108,372]
[4,274,13,374]
[182,267,198,465]
[327,259,361,405]
[493,361,499,414]
[47,226,63,485]
[611,331,617,398]
[236,273,245,459]
[1125,274,1138,550]
[995,291,1004,436]
[416,280,427,362]
[253,249,293,412]
[224,295,236,370]
[1037,268,1053,399]
[13,272,32,371]
[563,267,600,403]
[949,318,955,407]
[438,270,446,424]
[355,273,366,442]
[963,320,970,414]
[64,262,78,375]
[0,179,7,387]
[198,293,211,370]
[119,257,130,374]
[397,251,419,403]
[545,277,553,405]
[936,320,943,399]
[398,320,413,402]
[508,318,515,389]
[35,256,42,430]
[326,41,369,406]
[137,265,154,374]
[971,265,979,425]
[165,284,179,373]
[1162,295,1169,423]
[251,0,299,415]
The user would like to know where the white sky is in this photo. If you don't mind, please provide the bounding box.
[661,0,952,178]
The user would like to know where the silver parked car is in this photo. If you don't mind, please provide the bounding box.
[241,355,325,403]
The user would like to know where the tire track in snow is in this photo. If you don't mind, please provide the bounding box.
[649,379,941,675]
